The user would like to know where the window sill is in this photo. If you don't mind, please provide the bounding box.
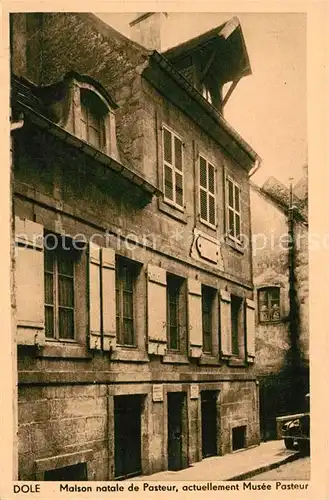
[199,216,217,232]
[198,354,222,366]
[225,236,244,254]
[110,347,149,363]
[227,357,246,367]
[162,352,189,364]
[158,199,188,223]
[37,343,92,359]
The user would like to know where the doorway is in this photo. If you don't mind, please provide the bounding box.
[114,395,142,480]
[167,392,186,471]
[201,391,218,458]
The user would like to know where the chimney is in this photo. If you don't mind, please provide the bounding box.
[129,12,168,51]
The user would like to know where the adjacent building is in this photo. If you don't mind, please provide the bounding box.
[11,13,261,480]
[250,171,309,440]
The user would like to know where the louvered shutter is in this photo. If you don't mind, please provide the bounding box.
[89,243,101,350]
[220,290,232,356]
[188,279,202,358]
[246,299,256,360]
[101,247,116,351]
[15,217,45,346]
[147,264,167,355]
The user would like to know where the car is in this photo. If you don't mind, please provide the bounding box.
[281,394,310,455]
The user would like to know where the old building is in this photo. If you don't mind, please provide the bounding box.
[250,171,309,440]
[11,13,261,480]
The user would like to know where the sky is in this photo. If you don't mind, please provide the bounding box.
[96,12,307,188]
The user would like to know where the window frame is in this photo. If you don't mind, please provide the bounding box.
[44,238,76,342]
[162,125,185,211]
[199,155,217,230]
[258,286,281,324]
[226,176,242,244]
[166,274,187,353]
[230,295,243,357]
[115,258,138,347]
[80,88,107,151]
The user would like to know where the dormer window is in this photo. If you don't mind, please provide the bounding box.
[80,88,106,150]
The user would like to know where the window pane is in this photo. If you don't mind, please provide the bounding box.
[231,300,240,355]
[174,137,182,171]
[123,319,134,345]
[209,195,216,226]
[164,165,173,200]
[58,276,74,307]
[123,291,133,319]
[44,249,54,273]
[45,273,54,305]
[235,213,241,240]
[58,254,74,277]
[199,157,207,188]
[234,186,240,212]
[200,189,208,220]
[175,172,183,207]
[89,126,101,149]
[270,288,280,301]
[228,181,234,208]
[228,209,235,236]
[163,129,172,164]
[45,306,54,338]
[59,308,74,339]
[208,164,215,194]
[80,118,88,142]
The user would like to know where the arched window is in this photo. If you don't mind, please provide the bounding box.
[80,88,107,150]
[258,287,281,323]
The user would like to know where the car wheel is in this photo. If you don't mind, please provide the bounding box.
[284,438,295,450]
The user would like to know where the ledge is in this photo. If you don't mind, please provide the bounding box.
[162,352,190,364]
[228,357,247,367]
[158,199,188,224]
[225,236,245,254]
[110,347,149,363]
[36,343,92,359]
[198,354,222,366]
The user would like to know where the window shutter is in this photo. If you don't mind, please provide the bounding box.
[188,279,202,358]
[89,243,101,350]
[15,217,45,346]
[101,247,116,351]
[220,290,232,356]
[147,264,167,356]
[246,298,256,360]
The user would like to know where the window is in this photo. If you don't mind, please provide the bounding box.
[199,156,216,228]
[44,237,75,340]
[231,295,243,356]
[44,463,87,481]
[116,259,136,346]
[167,275,186,352]
[227,178,241,243]
[232,426,246,451]
[162,126,184,209]
[258,287,281,323]
[202,286,215,354]
[80,89,106,150]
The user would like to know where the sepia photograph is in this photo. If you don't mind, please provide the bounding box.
[2,4,328,497]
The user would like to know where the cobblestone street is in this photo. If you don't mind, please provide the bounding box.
[251,456,310,480]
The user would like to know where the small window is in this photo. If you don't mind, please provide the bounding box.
[167,275,186,352]
[227,178,241,243]
[44,235,76,341]
[116,259,137,346]
[162,127,184,209]
[44,463,87,481]
[202,286,216,354]
[232,426,246,451]
[258,287,281,323]
[199,156,216,228]
[231,295,243,356]
[80,89,106,150]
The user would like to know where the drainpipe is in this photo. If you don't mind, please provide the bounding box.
[287,179,301,411]
[10,113,25,481]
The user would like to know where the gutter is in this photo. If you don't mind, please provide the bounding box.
[14,101,161,198]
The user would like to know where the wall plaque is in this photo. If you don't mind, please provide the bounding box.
[190,384,199,399]
[152,384,164,402]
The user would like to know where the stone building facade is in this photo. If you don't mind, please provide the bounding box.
[11,13,261,480]
[250,173,309,440]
